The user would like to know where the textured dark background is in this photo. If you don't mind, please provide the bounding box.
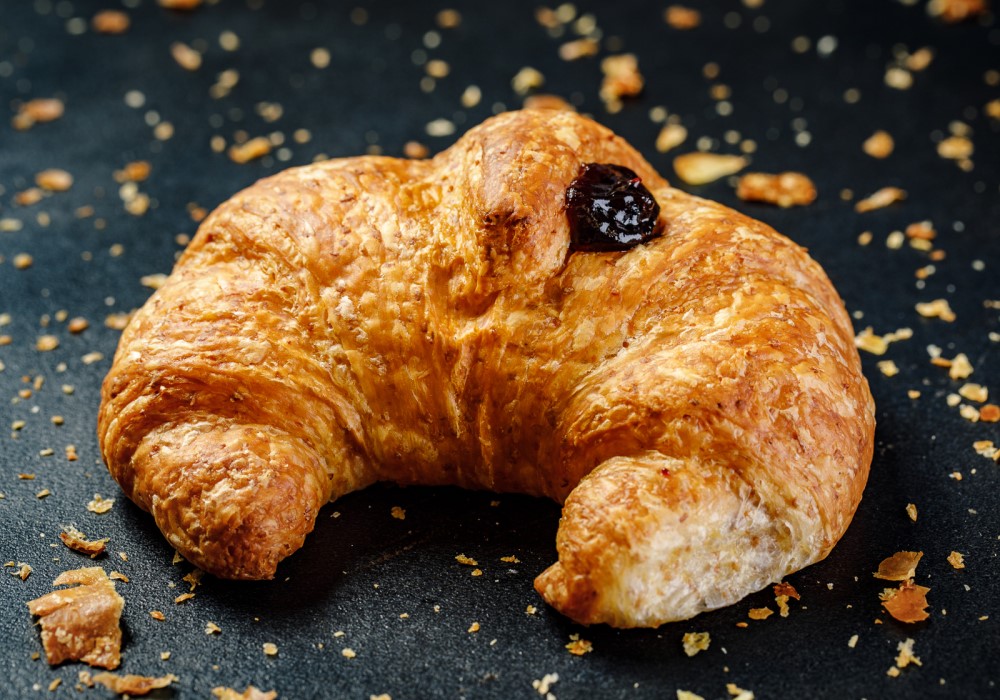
[1,0,999,698]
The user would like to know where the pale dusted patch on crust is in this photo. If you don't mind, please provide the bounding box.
[98,109,873,626]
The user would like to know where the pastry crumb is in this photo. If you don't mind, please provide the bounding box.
[87,494,115,514]
[875,551,923,581]
[532,672,559,695]
[736,172,817,207]
[862,130,894,158]
[27,567,124,669]
[673,153,747,185]
[881,580,931,623]
[211,687,277,700]
[681,631,710,657]
[59,526,109,558]
[81,671,178,696]
[855,186,906,212]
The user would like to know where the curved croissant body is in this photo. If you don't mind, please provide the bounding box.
[98,109,874,627]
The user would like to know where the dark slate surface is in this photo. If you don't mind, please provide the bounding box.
[1,1,999,698]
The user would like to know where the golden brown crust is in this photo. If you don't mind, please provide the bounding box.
[98,109,874,625]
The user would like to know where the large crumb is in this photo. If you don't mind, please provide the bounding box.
[881,580,931,623]
[27,567,124,669]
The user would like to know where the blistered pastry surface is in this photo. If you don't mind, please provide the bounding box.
[99,109,874,625]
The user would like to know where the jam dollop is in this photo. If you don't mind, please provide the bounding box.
[565,163,661,252]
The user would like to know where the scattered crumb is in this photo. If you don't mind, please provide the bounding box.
[59,526,109,558]
[205,621,222,635]
[402,141,429,159]
[532,672,559,696]
[559,38,599,61]
[682,631,711,657]
[228,137,272,164]
[979,404,1000,422]
[947,551,965,570]
[664,6,701,29]
[736,172,817,207]
[906,503,918,522]
[748,607,773,620]
[655,123,688,153]
[854,327,913,355]
[87,494,115,514]
[881,580,931,623]
[170,42,203,71]
[915,299,956,322]
[877,360,900,377]
[80,671,177,696]
[35,169,73,192]
[565,633,593,655]
[467,622,480,633]
[342,647,357,658]
[12,98,65,130]
[10,562,33,580]
[600,54,644,111]
[91,10,130,34]
[390,506,406,520]
[455,554,478,566]
[263,642,278,656]
[855,186,907,212]
[848,634,859,648]
[36,335,59,352]
[677,692,706,700]
[511,67,545,95]
[875,551,923,581]
[958,383,988,403]
[673,152,747,185]
[726,683,755,700]
[863,130,894,158]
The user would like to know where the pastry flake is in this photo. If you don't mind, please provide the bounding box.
[27,567,124,669]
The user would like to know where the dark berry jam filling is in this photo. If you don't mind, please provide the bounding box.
[565,163,661,252]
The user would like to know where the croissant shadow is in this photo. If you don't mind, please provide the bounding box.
[193,484,562,617]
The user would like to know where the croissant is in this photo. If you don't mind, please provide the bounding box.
[98,109,874,628]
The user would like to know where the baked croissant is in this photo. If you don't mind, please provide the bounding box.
[98,109,874,627]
